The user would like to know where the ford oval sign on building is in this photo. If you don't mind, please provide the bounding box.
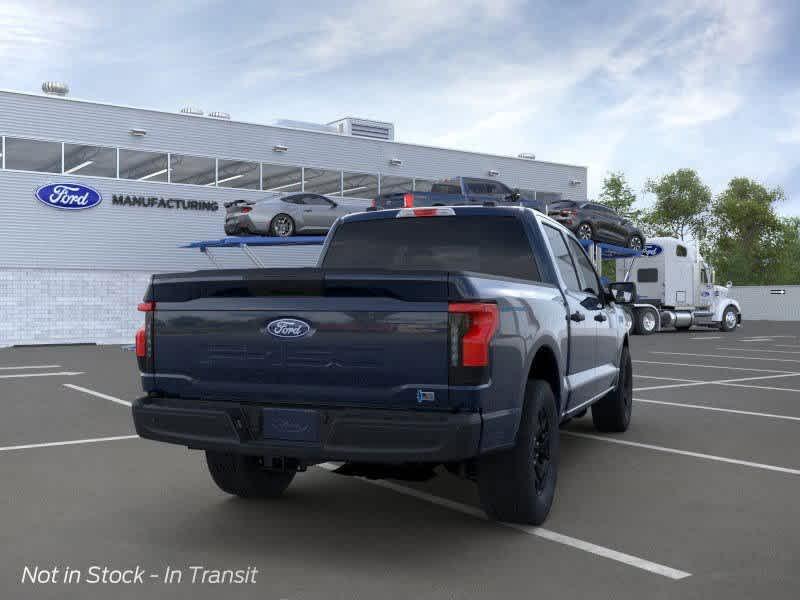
[35,183,103,210]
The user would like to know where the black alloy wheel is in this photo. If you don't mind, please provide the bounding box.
[532,407,552,495]
[576,223,594,240]
[628,235,644,251]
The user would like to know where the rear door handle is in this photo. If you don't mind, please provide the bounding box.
[304,209,312,213]
[570,311,585,322]
[594,313,608,322]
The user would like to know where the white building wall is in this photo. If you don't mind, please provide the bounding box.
[728,285,800,321]
[0,89,587,345]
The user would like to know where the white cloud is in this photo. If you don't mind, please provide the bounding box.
[0,1,93,68]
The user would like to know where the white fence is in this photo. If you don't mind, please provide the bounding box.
[727,285,800,321]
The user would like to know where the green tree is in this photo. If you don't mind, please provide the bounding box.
[598,171,639,220]
[643,169,711,241]
[707,178,786,285]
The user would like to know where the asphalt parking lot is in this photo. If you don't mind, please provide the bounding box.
[2,321,800,599]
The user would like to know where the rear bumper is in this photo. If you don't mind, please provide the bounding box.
[132,396,482,464]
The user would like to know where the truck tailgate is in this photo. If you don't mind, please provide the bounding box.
[146,269,456,411]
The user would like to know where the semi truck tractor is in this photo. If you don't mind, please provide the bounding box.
[612,236,742,334]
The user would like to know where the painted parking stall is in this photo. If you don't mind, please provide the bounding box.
[2,323,800,598]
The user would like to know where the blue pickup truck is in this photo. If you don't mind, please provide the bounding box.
[132,206,632,524]
[372,176,545,212]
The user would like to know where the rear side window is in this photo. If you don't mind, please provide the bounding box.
[543,225,581,292]
[323,216,540,281]
[430,183,461,194]
[638,268,659,283]
[566,237,600,296]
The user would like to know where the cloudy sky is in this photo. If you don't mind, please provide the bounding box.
[2,0,799,212]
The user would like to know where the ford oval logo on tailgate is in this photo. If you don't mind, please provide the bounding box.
[35,183,102,210]
[264,318,312,339]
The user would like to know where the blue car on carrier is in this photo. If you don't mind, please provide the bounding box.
[132,205,633,525]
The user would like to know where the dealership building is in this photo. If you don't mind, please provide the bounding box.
[0,85,588,346]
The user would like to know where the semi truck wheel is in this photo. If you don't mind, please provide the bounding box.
[720,306,739,332]
[477,379,559,525]
[633,307,658,335]
[591,346,633,432]
[205,451,295,499]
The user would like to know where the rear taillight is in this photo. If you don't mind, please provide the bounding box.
[403,193,414,208]
[241,207,252,213]
[448,302,499,385]
[136,301,155,372]
[560,209,577,216]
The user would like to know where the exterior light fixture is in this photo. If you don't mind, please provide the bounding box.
[518,153,536,160]
[569,179,582,186]
[129,128,147,136]
[488,169,499,177]
[273,144,288,153]
[389,158,402,166]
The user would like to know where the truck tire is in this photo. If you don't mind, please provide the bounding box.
[633,307,658,335]
[591,345,633,432]
[720,305,739,332]
[477,379,559,525]
[205,451,295,499]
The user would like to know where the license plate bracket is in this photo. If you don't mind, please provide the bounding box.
[261,408,320,443]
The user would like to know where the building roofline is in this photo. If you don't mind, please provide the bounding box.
[0,88,588,171]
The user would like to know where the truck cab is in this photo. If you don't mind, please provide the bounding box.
[614,236,741,333]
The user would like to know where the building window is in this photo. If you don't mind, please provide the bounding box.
[63,143,117,177]
[4,137,61,173]
[170,154,216,186]
[342,171,378,198]
[379,176,413,195]
[304,167,342,195]
[217,159,260,189]
[262,163,302,192]
[413,178,435,192]
[676,245,688,257]
[119,149,168,182]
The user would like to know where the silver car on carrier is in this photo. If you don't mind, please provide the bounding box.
[224,192,370,237]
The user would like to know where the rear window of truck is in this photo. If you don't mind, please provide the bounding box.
[322,216,540,281]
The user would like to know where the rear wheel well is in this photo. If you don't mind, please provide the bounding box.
[528,347,561,412]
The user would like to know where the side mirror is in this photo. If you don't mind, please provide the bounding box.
[329,201,338,208]
[726,281,732,289]
[607,281,637,304]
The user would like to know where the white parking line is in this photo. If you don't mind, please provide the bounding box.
[316,463,690,580]
[0,435,139,453]
[634,360,796,374]
[717,347,800,355]
[634,398,800,422]
[0,371,84,379]
[63,384,132,407]
[774,344,800,349]
[634,375,699,383]
[689,336,721,340]
[563,432,800,476]
[0,364,61,370]
[633,372,800,392]
[651,351,800,364]
[720,382,800,393]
